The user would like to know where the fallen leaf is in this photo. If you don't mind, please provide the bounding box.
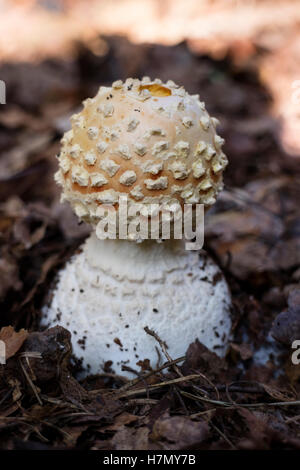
[0,326,28,360]
[151,412,209,450]
[111,426,150,450]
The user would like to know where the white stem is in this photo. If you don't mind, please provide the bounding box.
[85,233,197,281]
[42,233,232,377]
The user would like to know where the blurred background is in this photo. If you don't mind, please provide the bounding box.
[1,0,300,153]
[0,0,300,450]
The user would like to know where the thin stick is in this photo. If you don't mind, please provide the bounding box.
[181,390,300,409]
[144,326,183,377]
[211,422,236,450]
[19,358,43,406]
[0,388,13,407]
[116,374,201,399]
[117,356,186,393]
[125,398,159,406]
[189,408,216,419]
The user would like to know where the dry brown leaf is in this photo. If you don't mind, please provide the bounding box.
[0,326,28,360]
[105,412,139,431]
[151,412,209,450]
[111,426,150,450]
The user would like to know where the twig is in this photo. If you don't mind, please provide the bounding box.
[19,358,43,406]
[189,408,216,419]
[40,395,82,410]
[181,390,300,409]
[122,364,152,399]
[115,374,201,399]
[210,422,236,450]
[39,419,72,439]
[0,417,49,443]
[125,398,159,407]
[18,351,42,359]
[117,356,186,393]
[0,388,13,407]
[144,326,183,377]
[285,414,300,424]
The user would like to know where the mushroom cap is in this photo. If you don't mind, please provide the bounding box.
[55,78,228,233]
[42,234,232,378]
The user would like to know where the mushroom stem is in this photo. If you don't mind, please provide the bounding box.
[43,233,232,378]
[85,233,196,278]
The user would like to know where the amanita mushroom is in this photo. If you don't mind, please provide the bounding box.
[42,77,231,377]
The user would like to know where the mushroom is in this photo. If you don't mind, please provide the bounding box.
[42,77,231,377]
